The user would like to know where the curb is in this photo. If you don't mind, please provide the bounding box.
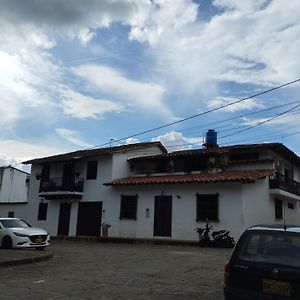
[0,251,53,268]
[52,236,199,247]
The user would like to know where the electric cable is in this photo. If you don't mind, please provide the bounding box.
[88,78,300,149]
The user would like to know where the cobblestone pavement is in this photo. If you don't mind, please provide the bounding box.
[0,240,232,300]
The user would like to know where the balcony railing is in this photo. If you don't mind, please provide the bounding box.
[39,177,84,193]
[269,173,300,197]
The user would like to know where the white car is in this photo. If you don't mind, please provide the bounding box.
[0,218,50,250]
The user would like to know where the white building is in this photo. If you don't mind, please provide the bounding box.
[15,137,300,241]
[0,166,30,217]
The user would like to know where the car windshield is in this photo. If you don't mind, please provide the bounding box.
[0,219,31,228]
[237,230,300,267]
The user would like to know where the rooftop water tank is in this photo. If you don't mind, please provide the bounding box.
[205,129,218,147]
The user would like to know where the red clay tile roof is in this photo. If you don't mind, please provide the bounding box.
[104,169,274,186]
[23,142,167,165]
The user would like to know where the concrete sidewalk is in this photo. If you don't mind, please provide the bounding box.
[0,248,53,267]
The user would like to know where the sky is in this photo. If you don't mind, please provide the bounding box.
[1,0,300,171]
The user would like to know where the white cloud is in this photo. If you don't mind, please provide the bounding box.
[125,137,140,144]
[152,131,202,151]
[0,156,30,173]
[56,128,93,148]
[129,0,198,45]
[0,0,150,44]
[61,89,124,120]
[208,97,265,112]
[213,0,270,12]
[134,0,300,97]
[242,111,300,127]
[0,49,62,127]
[72,64,172,117]
[0,138,74,164]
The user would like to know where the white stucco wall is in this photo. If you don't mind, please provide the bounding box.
[104,182,244,241]
[242,178,300,229]
[0,168,29,203]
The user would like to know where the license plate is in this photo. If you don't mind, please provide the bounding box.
[263,279,290,296]
[35,238,43,244]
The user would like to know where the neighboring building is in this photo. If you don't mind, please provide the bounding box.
[20,134,300,241]
[0,166,30,218]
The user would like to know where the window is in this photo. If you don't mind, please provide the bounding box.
[38,203,48,220]
[288,202,295,210]
[237,231,300,267]
[8,211,14,218]
[275,199,283,219]
[86,161,98,180]
[196,194,219,221]
[120,195,138,220]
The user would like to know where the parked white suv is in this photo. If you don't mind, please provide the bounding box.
[0,218,50,250]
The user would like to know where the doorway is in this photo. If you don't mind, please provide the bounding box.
[57,203,72,236]
[76,202,102,236]
[153,196,172,237]
[62,162,74,189]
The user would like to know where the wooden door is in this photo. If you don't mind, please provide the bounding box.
[57,203,71,236]
[76,202,102,236]
[154,196,172,237]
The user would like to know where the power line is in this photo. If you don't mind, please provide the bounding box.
[125,101,300,147]
[89,78,300,149]
[220,131,300,146]
[185,101,299,133]
[219,104,300,139]
[218,109,300,134]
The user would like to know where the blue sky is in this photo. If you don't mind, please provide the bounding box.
[1,0,300,171]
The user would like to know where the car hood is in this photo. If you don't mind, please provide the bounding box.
[12,227,48,235]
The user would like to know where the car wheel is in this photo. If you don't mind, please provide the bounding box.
[35,247,46,250]
[2,236,13,249]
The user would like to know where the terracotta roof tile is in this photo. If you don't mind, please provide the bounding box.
[104,169,275,186]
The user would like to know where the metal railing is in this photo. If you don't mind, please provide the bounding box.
[39,177,84,193]
[269,173,300,196]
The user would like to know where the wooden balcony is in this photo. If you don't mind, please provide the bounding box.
[39,177,84,199]
[269,173,300,197]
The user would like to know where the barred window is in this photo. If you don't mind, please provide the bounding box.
[196,194,219,221]
[120,195,138,220]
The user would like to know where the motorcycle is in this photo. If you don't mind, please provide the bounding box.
[195,221,235,248]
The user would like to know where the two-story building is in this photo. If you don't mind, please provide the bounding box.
[19,132,300,241]
[22,142,166,237]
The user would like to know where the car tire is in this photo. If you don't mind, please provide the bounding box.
[2,236,13,249]
[35,247,46,250]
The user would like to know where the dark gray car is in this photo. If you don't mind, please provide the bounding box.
[224,225,300,300]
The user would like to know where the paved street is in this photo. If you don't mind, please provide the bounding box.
[0,240,232,299]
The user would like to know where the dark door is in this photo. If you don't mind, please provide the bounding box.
[154,196,172,237]
[62,162,74,189]
[57,203,71,236]
[76,202,102,236]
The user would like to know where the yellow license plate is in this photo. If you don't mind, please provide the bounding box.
[263,279,290,296]
[35,238,43,244]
